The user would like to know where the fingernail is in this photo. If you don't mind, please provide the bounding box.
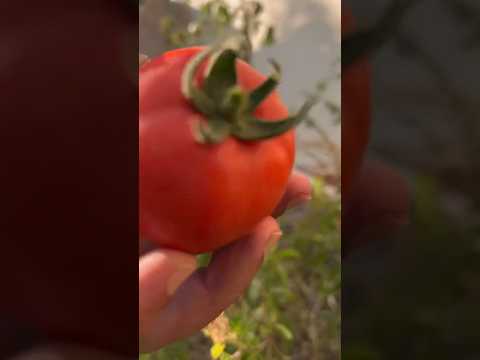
[166,264,196,296]
[287,194,312,210]
[265,231,283,255]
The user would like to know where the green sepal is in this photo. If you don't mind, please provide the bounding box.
[220,86,249,119]
[181,43,316,145]
[193,118,232,144]
[232,96,318,141]
[248,59,281,112]
[181,47,217,115]
[203,49,238,103]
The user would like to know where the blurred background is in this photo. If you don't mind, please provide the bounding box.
[140,0,341,359]
[343,0,480,359]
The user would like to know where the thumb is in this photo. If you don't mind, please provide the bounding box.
[139,250,197,341]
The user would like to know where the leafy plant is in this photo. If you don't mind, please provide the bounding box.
[158,0,275,62]
[144,177,341,359]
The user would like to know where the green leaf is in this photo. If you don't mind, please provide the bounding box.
[274,323,294,341]
[248,278,262,302]
[159,16,174,33]
[197,253,212,267]
[263,26,276,47]
[312,177,325,198]
[325,100,340,114]
[224,342,238,355]
[276,249,301,259]
[201,2,213,15]
[216,5,232,24]
[169,31,189,47]
[220,353,233,360]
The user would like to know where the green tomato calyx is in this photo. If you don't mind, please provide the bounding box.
[181,46,316,144]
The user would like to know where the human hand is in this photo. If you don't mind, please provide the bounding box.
[139,171,312,353]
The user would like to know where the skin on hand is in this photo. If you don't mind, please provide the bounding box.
[139,171,312,353]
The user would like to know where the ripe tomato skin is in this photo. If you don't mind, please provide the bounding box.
[342,10,371,198]
[140,47,295,254]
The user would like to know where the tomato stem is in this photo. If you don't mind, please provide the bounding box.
[181,45,316,144]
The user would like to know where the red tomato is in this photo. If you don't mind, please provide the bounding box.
[342,10,371,198]
[139,47,297,254]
